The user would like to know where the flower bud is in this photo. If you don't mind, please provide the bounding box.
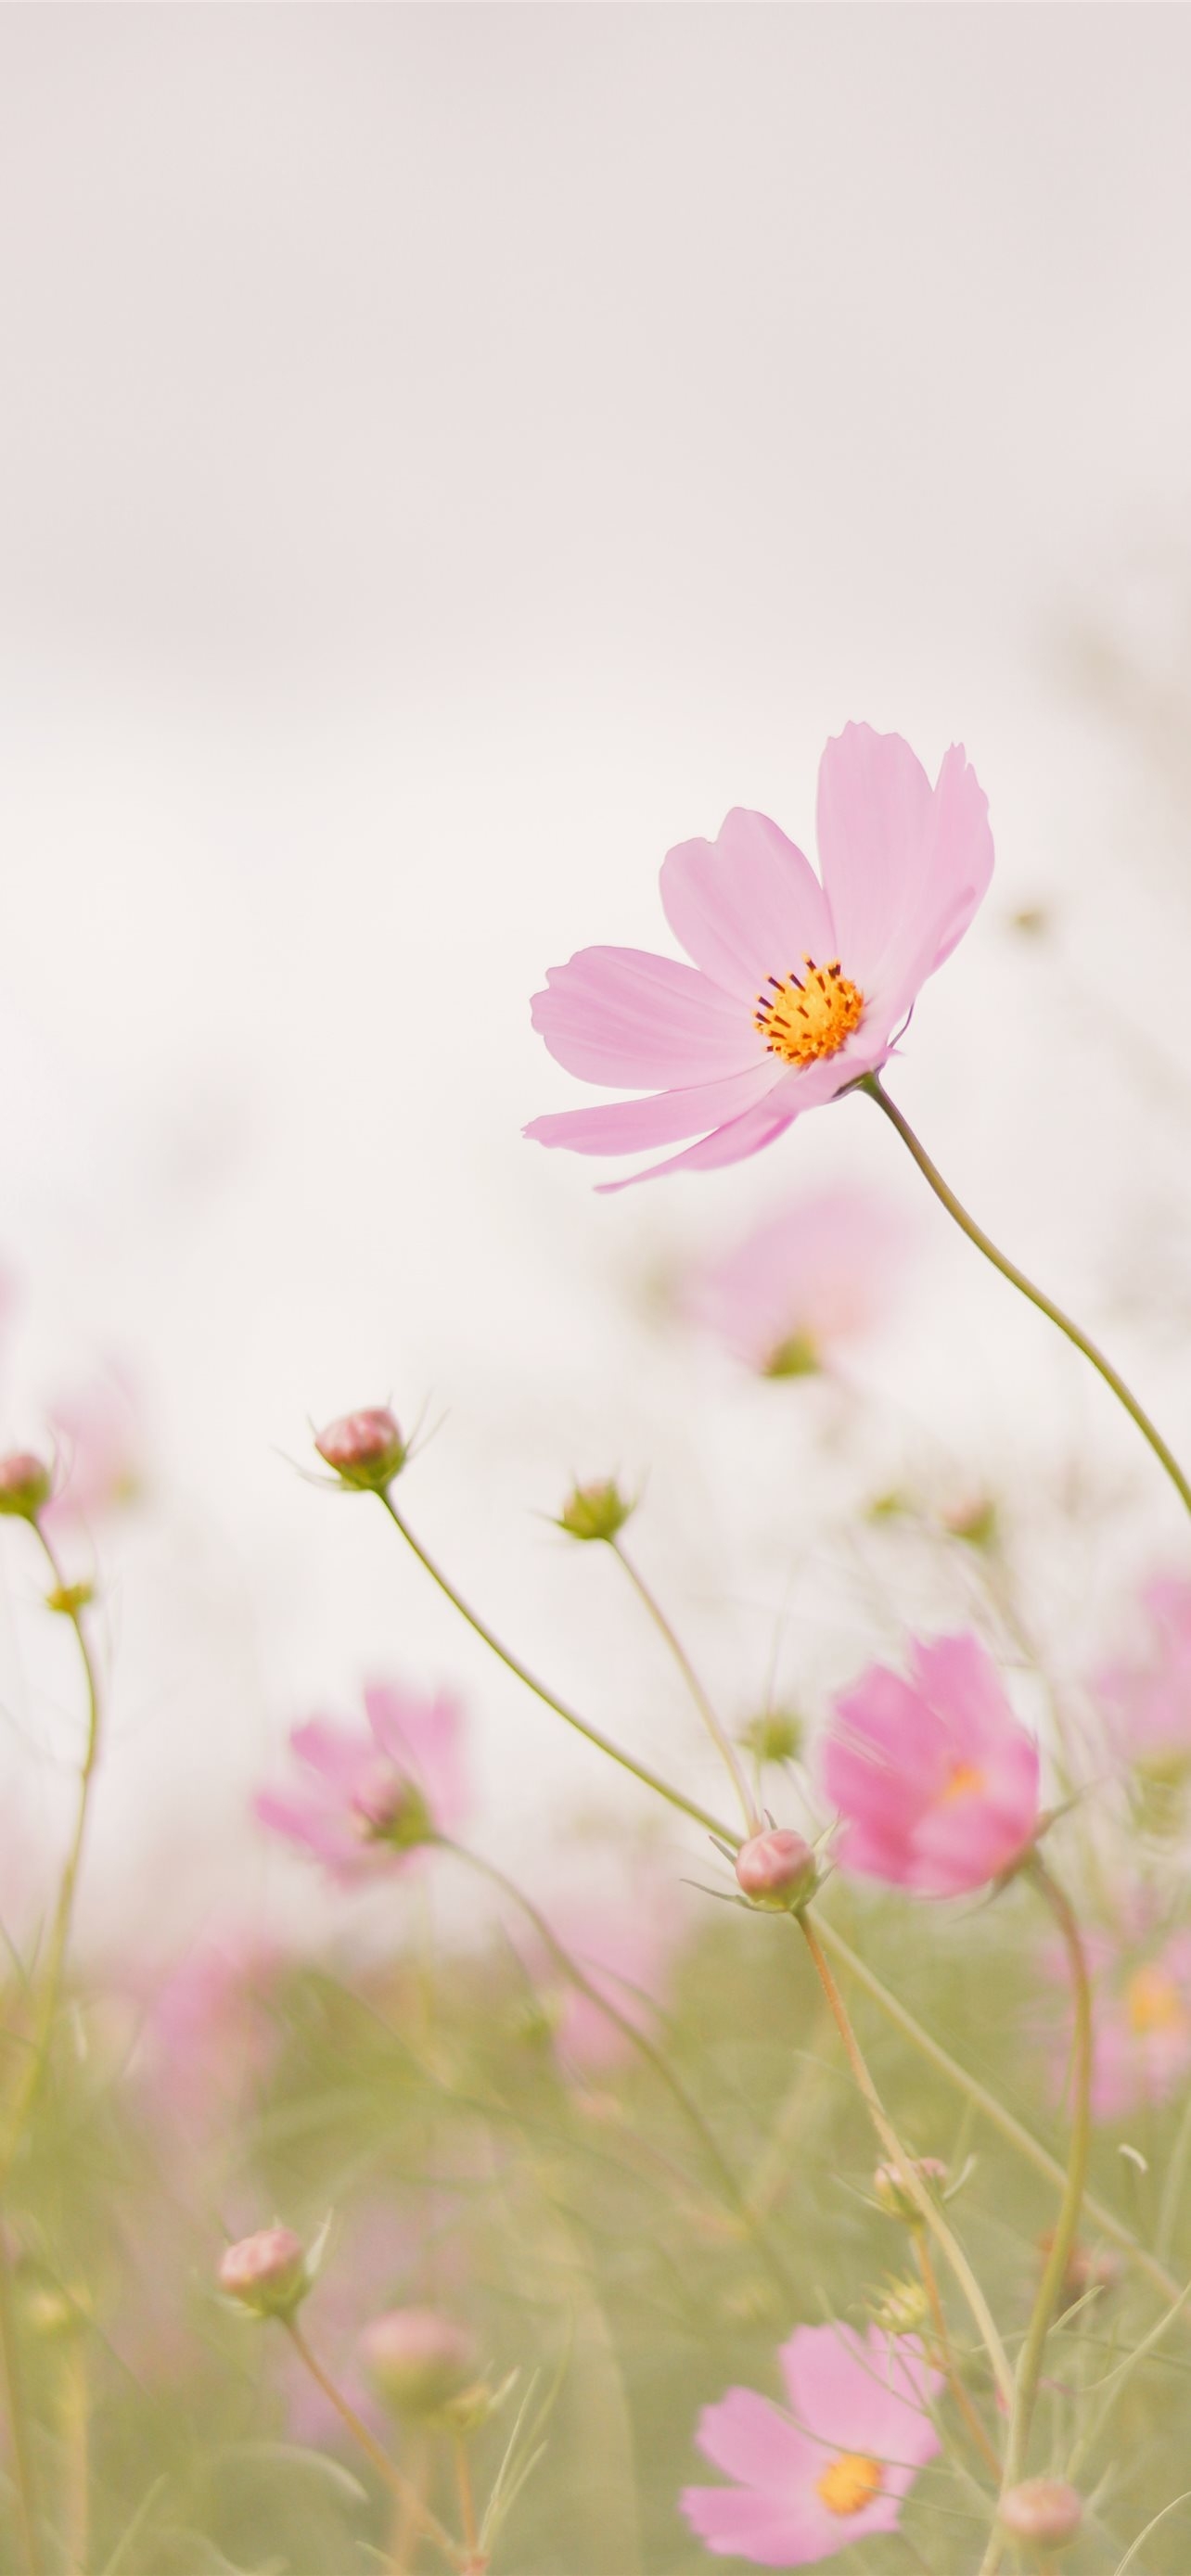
[314,1409,405,1491]
[734,1828,817,1912]
[218,2227,308,2318]
[998,2480,1082,2549]
[738,1711,803,1767]
[762,1331,820,1380]
[557,1479,634,1543]
[0,1452,52,1521]
[359,2307,478,2417]
[870,2275,930,2336]
[873,2157,949,2224]
[944,1495,999,1550]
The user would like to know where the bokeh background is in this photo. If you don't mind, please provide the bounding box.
[3,4,1191,1959]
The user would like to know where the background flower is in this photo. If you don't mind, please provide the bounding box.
[679,1184,910,1376]
[256,1679,467,1881]
[823,1633,1040,1897]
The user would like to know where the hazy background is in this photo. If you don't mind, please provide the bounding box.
[3,4,1191,1956]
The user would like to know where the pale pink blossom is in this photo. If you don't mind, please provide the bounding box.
[43,1375,143,1527]
[681,1186,909,1375]
[527,724,992,1189]
[681,2322,941,2566]
[1095,1576,1191,1779]
[823,1633,1040,1897]
[521,1893,682,2077]
[256,1680,467,1882]
[135,1936,282,2134]
[1044,1925,1191,2121]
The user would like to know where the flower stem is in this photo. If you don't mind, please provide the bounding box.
[283,2318,464,2569]
[0,2234,43,2576]
[609,1537,761,1833]
[913,2231,1001,2479]
[798,1911,1015,2417]
[453,2434,486,2575]
[1004,1860,1093,2480]
[860,1071,1191,1519]
[0,1522,103,2193]
[378,1495,736,1841]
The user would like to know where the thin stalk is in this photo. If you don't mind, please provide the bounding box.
[0,2235,43,2576]
[61,2337,89,2574]
[283,2319,463,2570]
[378,1497,735,1842]
[1066,2265,1191,2484]
[978,1859,1093,2575]
[799,1911,1014,2416]
[444,1839,797,2299]
[1157,2083,1191,2266]
[609,1537,759,1832]
[861,1073,1191,1518]
[453,2435,485,2575]
[813,1916,1182,2307]
[914,2231,1001,2479]
[0,1522,103,2190]
[388,2429,429,2575]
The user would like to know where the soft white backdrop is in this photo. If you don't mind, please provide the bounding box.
[2,6,1191,1955]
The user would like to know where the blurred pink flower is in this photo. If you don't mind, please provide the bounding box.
[256,1679,467,1881]
[135,1935,282,2133]
[1095,1577,1191,1779]
[823,1633,1040,1897]
[526,724,992,1190]
[681,2321,941,2566]
[1045,1925,1191,2121]
[680,1186,909,1375]
[43,1374,143,1527]
[521,1892,683,2078]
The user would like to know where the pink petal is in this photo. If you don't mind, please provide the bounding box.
[530,946,756,1087]
[525,1062,781,1155]
[594,1061,849,1192]
[660,809,835,1003]
[694,2388,813,2491]
[680,2481,890,2568]
[289,1719,375,1794]
[815,726,992,1017]
[780,2326,942,2461]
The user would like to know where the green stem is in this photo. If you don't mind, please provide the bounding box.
[378,1495,734,1842]
[0,1522,103,2191]
[284,2318,464,2569]
[861,1072,1191,1519]
[1157,2083,1191,2266]
[610,1537,760,1833]
[800,1910,1014,2417]
[444,1837,796,2298]
[0,2234,43,2576]
[978,1858,1093,2574]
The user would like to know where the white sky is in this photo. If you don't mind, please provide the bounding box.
[2,6,1191,1957]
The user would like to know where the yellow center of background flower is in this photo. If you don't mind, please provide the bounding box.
[939,1759,986,1804]
[754,956,864,1065]
[1125,1966,1186,2035]
[815,2452,883,2516]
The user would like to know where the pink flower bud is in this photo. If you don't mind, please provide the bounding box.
[734,1829,816,1912]
[557,1479,634,1543]
[0,1452,53,1521]
[998,2480,1083,2549]
[314,1408,405,1490]
[218,2227,308,2317]
[359,2306,477,2417]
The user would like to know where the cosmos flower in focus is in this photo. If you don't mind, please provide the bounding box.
[823,1633,1040,1897]
[681,2321,941,2566]
[527,724,992,1189]
[680,1185,910,1376]
[256,1679,467,1882]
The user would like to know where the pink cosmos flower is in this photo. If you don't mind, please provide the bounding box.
[526,724,992,1189]
[681,2322,942,2567]
[1044,1924,1191,2121]
[255,1679,467,1882]
[538,1897,681,2078]
[680,1185,910,1376]
[134,1935,282,2136]
[1095,1577,1191,1782]
[823,1633,1040,1897]
[43,1373,143,1527]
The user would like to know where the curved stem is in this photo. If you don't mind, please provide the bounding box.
[283,2318,463,2569]
[861,1072,1191,1519]
[443,1838,797,2299]
[813,1915,1180,2306]
[609,1537,760,1833]
[799,1912,1014,2417]
[913,2232,1001,2479]
[378,1495,734,1842]
[1004,1861,1093,2482]
[0,1523,103,2190]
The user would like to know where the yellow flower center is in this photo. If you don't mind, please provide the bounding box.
[939,1760,986,1804]
[815,2452,883,2516]
[754,956,864,1066]
[1125,1966,1186,2036]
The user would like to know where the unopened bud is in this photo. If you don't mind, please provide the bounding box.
[557,1479,634,1544]
[735,1828,817,1912]
[218,2227,308,2318]
[314,1409,405,1491]
[738,1710,803,1767]
[24,2284,89,2341]
[873,2158,949,2224]
[46,1580,95,1617]
[0,1452,52,1521]
[944,1495,998,1550]
[360,2307,478,2417]
[762,1331,820,1380]
[870,2275,930,2336]
[998,2480,1082,2549]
